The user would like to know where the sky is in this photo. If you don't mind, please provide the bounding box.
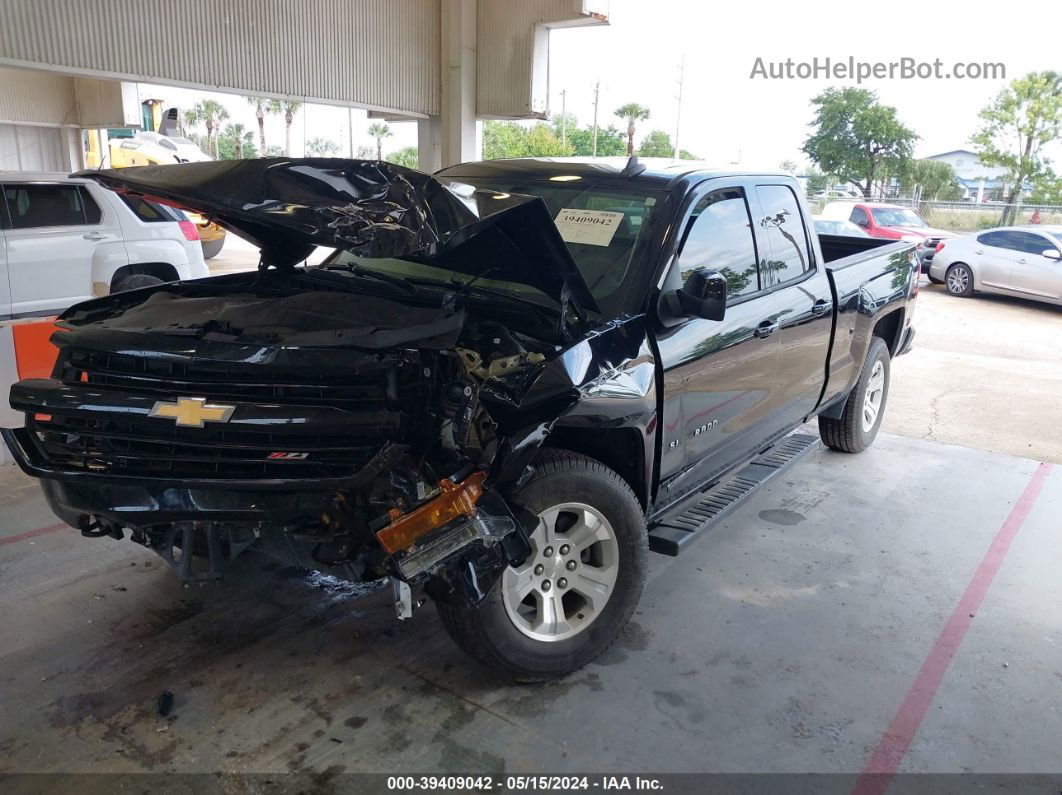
[548,0,1061,168]
[135,0,1060,169]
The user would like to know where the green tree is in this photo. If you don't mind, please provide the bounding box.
[386,146,419,169]
[898,159,963,200]
[217,123,256,160]
[193,99,230,158]
[803,167,829,193]
[245,96,281,158]
[614,103,651,156]
[678,149,699,160]
[367,122,393,160]
[565,124,625,157]
[1027,174,1062,205]
[971,71,1062,224]
[263,144,285,157]
[482,121,571,159]
[550,111,578,147]
[802,87,917,198]
[281,101,301,156]
[637,129,676,157]
[306,137,340,156]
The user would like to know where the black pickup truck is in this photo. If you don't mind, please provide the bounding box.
[3,158,917,681]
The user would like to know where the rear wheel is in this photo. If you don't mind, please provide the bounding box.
[945,263,974,296]
[818,337,891,454]
[437,450,647,682]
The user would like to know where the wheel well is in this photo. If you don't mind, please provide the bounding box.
[542,427,647,509]
[872,308,903,356]
[109,262,179,290]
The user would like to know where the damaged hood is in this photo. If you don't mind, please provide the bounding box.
[76,159,598,314]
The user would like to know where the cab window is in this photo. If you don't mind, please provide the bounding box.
[2,184,98,229]
[675,188,760,299]
[755,185,812,287]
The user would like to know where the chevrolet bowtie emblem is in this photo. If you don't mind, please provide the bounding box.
[148,397,236,428]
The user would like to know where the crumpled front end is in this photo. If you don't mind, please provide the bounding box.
[1,277,584,605]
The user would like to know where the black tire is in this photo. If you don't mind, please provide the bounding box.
[201,237,225,260]
[818,337,890,454]
[944,263,974,297]
[113,274,164,292]
[437,450,648,682]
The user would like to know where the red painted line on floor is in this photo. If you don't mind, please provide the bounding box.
[852,462,1053,795]
[0,522,69,546]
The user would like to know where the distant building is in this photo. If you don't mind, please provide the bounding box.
[924,149,1028,202]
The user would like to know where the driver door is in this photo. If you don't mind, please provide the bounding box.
[655,181,785,496]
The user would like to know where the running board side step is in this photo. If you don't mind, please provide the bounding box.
[648,432,819,556]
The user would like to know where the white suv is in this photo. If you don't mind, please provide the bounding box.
[0,172,208,318]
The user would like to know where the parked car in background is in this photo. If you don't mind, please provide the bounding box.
[0,172,208,317]
[929,226,1062,305]
[820,201,955,270]
[813,218,870,237]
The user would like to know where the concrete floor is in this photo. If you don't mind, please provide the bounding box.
[1,432,1058,777]
[885,283,1062,464]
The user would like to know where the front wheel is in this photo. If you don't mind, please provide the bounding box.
[437,450,648,682]
[818,337,891,453]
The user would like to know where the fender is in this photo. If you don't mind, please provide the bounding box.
[480,315,657,507]
[88,241,130,297]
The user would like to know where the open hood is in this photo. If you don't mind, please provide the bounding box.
[76,159,598,314]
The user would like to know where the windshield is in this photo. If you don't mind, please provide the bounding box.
[872,208,927,227]
[325,181,663,314]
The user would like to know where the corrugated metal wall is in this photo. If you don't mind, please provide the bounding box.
[0,0,440,116]
[0,67,77,126]
[477,0,602,119]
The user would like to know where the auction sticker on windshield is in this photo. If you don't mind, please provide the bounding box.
[554,209,623,246]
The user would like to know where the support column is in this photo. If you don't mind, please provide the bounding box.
[417,116,442,173]
[438,0,478,168]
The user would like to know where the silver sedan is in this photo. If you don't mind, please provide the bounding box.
[929,225,1062,306]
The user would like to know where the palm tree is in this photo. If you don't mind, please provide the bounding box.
[306,137,340,156]
[226,123,252,158]
[195,99,230,158]
[367,122,392,160]
[281,101,301,156]
[180,107,201,139]
[246,96,281,157]
[614,103,651,156]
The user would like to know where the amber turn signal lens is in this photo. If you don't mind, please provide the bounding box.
[376,471,487,554]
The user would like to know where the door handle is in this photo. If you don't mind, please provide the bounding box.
[83,232,109,240]
[1016,258,1026,264]
[974,249,984,255]
[811,299,833,316]
[753,320,779,339]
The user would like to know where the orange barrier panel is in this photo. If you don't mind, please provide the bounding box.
[12,319,62,380]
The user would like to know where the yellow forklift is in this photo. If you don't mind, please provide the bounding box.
[83,101,227,259]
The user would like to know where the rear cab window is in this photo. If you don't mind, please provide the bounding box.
[754,184,813,286]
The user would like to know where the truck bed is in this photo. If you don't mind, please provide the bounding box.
[818,233,910,270]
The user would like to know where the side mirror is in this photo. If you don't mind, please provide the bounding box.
[855,219,869,228]
[1042,248,1061,261]
[662,267,727,321]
